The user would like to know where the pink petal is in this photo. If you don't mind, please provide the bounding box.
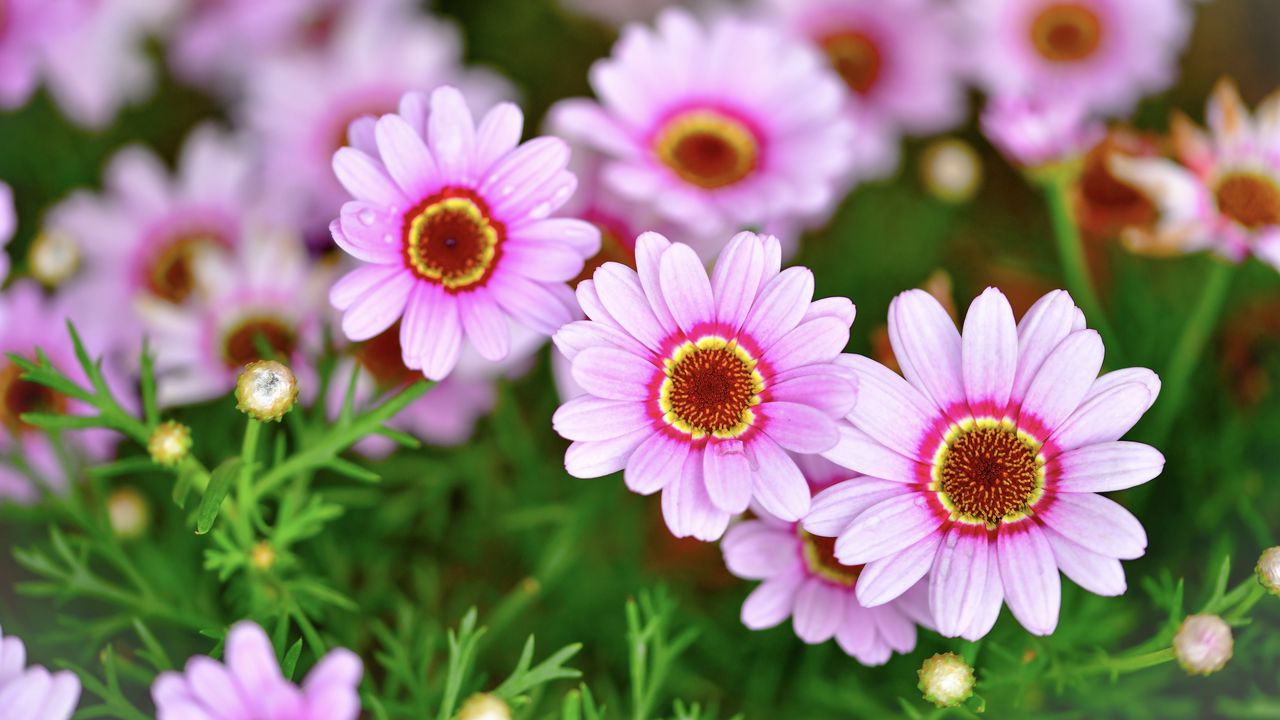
[489,273,574,335]
[888,289,965,415]
[1011,290,1079,404]
[186,657,250,717]
[962,287,1018,415]
[333,205,401,264]
[869,603,917,654]
[658,243,714,335]
[758,401,839,454]
[39,671,80,720]
[397,91,429,137]
[722,520,798,580]
[834,493,939,566]
[1037,493,1147,560]
[591,263,669,351]
[570,346,656,401]
[375,114,438,199]
[564,427,653,478]
[1019,330,1104,434]
[473,102,524,178]
[427,86,476,182]
[333,147,406,207]
[516,218,601,258]
[768,367,858,419]
[803,297,856,326]
[226,623,283,699]
[553,396,649,442]
[330,265,404,311]
[855,533,941,608]
[792,578,845,643]
[741,267,814,352]
[996,523,1061,636]
[929,526,991,638]
[1049,441,1165,493]
[741,569,803,629]
[959,556,1004,642]
[631,232,679,334]
[803,477,910,537]
[458,291,510,362]
[1043,526,1127,596]
[1049,382,1153,453]
[764,317,849,374]
[502,240,586,283]
[482,138,573,218]
[747,437,811,522]
[1083,368,1161,410]
[553,320,648,362]
[704,441,752,514]
[624,431,689,495]
[821,423,925,484]
[404,285,463,381]
[661,451,731,541]
[843,354,941,462]
[711,232,770,333]
[339,271,414,342]
[302,648,362,695]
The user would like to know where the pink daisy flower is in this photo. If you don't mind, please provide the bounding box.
[0,0,83,110]
[1,181,13,282]
[1110,80,1280,269]
[552,8,856,237]
[47,123,259,355]
[723,504,930,665]
[137,229,330,407]
[761,0,968,179]
[329,86,598,381]
[0,624,80,719]
[551,231,859,541]
[980,94,1105,168]
[961,0,1191,117]
[0,282,123,502]
[244,4,510,234]
[152,621,362,720]
[809,287,1163,638]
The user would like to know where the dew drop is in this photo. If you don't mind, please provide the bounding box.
[358,209,376,225]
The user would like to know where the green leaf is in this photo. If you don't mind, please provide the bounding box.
[172,461,206,510]
[493,636,582,702]
[19,412,107,430]
[196,458,244,534]
[321,457,382,483]
[139,337,159,427]
[281,639,304,681]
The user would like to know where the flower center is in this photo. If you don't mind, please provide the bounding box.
[222,316,297,369]
[659,337,763,439]
[147,232,228,304]
[799,529,861,586]
[932,420,1044,527]
[1030,3,1103,63]
[354,323,419,389]
[0,361,66,435]
[819,30,883,95]
[654,109,760,190]
[402,188,504,292]
[1080,143,1156,219]
[1214,172,1280,230]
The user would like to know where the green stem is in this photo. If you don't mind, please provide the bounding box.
[254,381,431,497]
[234,419,263,546]
[1147,259,1236,445]
[1042,175,1122,358]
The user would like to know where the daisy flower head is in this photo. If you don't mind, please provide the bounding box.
[810,287,1163,638]
[980,93,1105,170]
[0,625,80,719]
[152,621,362,720]
[245,2,510,234]
[329,86,599,381]
[552,231,859,541]
[1110,79,1280,270]
[722,466,929,665]
[552,7,857,237]
[761,0,968,179]
[962,0,1191,117]
[138,229,330,407]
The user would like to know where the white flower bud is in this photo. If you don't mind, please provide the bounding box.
[918,652,974,708]
[235,360,298,422]
[1173,614,1232,676]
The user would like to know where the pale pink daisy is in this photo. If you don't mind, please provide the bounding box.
[0,0,83,110]
[152,621,361,720]
[0,624,81,719]
[552,8,856,237]
[137,229,329,407]
[244,3,509,234]
[1110,80,1280,270]
[761,0,968,179]
[1,181,13,282]
[329,86,598,381]
[980,94,1105,168]
[723,504,930,665]
[0,282,123,501]
[809,287,1163,638]
[47,123,260,357]
[961,0,1191,117]
[551,231,858,541]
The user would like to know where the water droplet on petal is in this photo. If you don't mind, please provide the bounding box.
[358,209,376,225]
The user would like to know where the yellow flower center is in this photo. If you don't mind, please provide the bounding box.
[221,316,297,369]
[1214,171,1280,230]
[932,419,1045,527]
[146,231,228,304]
[800,529,861,586]
[0,360,66,435]
[654,109,760,190]
[819,30,883,95]
[1030,3,1104,63]
[403,189,503,292]
[659,337,763,439]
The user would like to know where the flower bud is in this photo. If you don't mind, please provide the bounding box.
[455,693,510,720]
[28,229,80,286]
[920,138,982,204]
[235,360,298,422]
[918,652,974,708]
[1173,614,1232,676]
[148,421,192,467]
[250,541,276,571]
[1256,547,1280,595]
[107,487,149,539]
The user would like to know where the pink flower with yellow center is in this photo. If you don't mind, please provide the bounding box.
[552,231,858,541]
[1110,80,1280,270]
[810,287,1163,638]
[329,86,598,381]
[761,0,968,179]
[962,0,1191,117]
[551,8,856,237]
